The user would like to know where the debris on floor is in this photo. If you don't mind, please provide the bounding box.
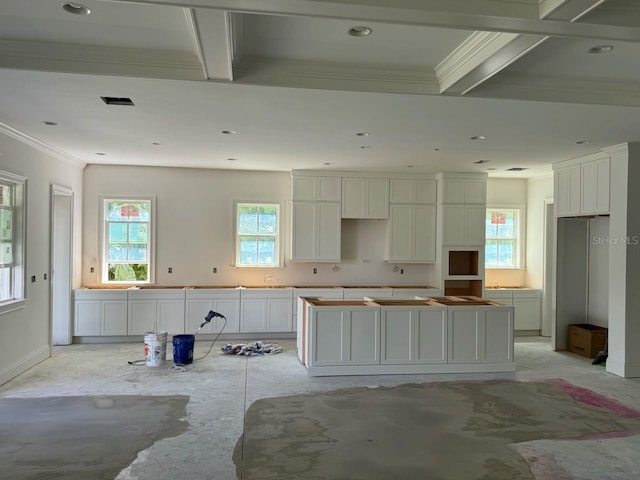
[221,341,283,356]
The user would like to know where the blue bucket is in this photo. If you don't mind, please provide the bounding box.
[173,334,195,365]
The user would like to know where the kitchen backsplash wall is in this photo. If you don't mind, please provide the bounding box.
[82,165,434,287]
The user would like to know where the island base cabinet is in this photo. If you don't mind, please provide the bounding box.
[415,309,447,364]
[311,306,380,366]
[448,307,514,364]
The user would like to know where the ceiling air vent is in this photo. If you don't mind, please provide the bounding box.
[506,167,528,171]
[101,96,135,106]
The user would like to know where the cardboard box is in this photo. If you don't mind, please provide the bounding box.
[568,324,607,358]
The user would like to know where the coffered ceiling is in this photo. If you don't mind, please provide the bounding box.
[0,0,639,177]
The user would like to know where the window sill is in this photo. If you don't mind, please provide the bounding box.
[485,268,526,271]
[0,299,26,316]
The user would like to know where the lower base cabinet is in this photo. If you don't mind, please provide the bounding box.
[127,290,186,335]
[240,289,294,333]
[185,289,241,334]
[484,289,541,331]
[447,307,514,363]
[74,290,127,336]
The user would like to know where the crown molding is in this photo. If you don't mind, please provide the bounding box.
[234,56,439,95]
[0,122,86,169]
[0,39,203,81]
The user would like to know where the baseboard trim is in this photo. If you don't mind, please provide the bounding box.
[606,358,640,378]
[0,344,50,386]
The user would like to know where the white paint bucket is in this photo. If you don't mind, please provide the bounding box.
[144,331,168,367]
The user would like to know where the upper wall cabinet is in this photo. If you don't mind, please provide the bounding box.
[342,177,389,219]
[440,178,486,205]
[389,179,437,204]
[292,176,341,202]
[291,201,341,262]
[554,155,610,217]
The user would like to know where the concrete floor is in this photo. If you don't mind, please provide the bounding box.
[1,337,639,479]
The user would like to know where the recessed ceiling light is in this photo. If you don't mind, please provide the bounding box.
[506,167,528,171]
[470,135,486,140]
[406,165,415,168]
[360,145,370,149]
[576,140,592,145]
[348,26,372,37]
[221,130,236,135]
[101,96,134,106]
[62,3,91,15]
[487,167,497,171]
[474,160,490,164]
[227,158,238,162]
[95,152,107,156]
[323,162,334,166]
[356,132,370,137]
[588,45,614,54]
[152,142,160,146]
[42,121,58,126]
[434,148,440,151]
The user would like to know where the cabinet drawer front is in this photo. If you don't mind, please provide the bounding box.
[185,289,240,299]
[240,289,293,299]
[512,290,541,300]
[75,290,128,301]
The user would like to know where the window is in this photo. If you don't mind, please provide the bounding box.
[485,208,523,268]
[236,203,280,267]
[102,198,153,283]
[0,171,26,308]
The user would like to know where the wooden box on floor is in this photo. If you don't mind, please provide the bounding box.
[568,324,607,358]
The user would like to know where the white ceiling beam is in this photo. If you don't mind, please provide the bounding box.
[187,8,234,81]
[436,0,607,95]
[101,0,640,43]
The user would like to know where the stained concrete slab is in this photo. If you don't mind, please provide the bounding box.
[0,395,188,480]
[235,380,640,480]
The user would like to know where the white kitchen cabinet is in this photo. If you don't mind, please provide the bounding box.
[310,305,380,366]
[389,179,436,204]
[513,290,542,331]
[447,306,514,363]
[291,201,341,262]
[343,287,393,299]
[385,204,436,262]
[380,306,447,364]
[342,177,389,219]
[240,288,293,333]
[442,205,486,246]
[292,175,341,202]
[580,157,610,215]
[185,288,240,334]
[74,289,127,336]
[127,288,186,335]
[391,288,441,297]
[440,178,486,205]
[554,164,581,216]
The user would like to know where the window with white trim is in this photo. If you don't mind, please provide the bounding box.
[236,203,280,267]
[102,198,153,283]
[0,171,26,306]
[485,208,523,268]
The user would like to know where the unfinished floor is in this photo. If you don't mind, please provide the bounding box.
[1,338,639,480]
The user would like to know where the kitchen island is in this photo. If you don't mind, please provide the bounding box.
[298,296,514,377]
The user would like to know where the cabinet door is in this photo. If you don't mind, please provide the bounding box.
[389,179,413,204]
[415,179,437,204]
[366,179,389,219]
[465,180,487,204]
[346,308,380,365]
[186,299,214,333]
[292,176,317,201]
[555,165,581,216]
[157,299,185,334]
[380,308,414,364]
[447,308,481,363]
[414,205,436,262]
[74,301,101,335]
[213,298,241,333]
[241,299,267,332]
[316,202,341,261]
[267,298,293,332]
[465,206,486,245]
[581,158,610,215]
[483,307,513,362]
[442,179,466,203]
[102,300,127,335]
[414,308,447,364]
[342,178,366,218]
[317,177,341,202]
[442,205,466,245]
[513,296,541,330]
[291,202,316,261]
[128,300,157,335]
[312,308,346,366]
[386,204,413,261]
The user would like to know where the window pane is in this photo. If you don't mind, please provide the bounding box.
[128,244,147,261]
[239,236,258,265]
[106,201,150,222]
[258,238,275,265]
[485,211,498,237]
[108,223,127,242]
[0,185,11,207]
[108,243,127,261]
[0,209,11,242]
[485,240,497,267]
[258,209,278,234]
[0,266,10,302]
[497,212,515,238]
[238,206,258,234]
[498,240,514,267]
[129,223,148,243]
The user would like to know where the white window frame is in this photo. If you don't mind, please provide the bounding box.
[0,170,26,315]
[100,196,156,284]
[234,201,282,268]
[485,205,525,269]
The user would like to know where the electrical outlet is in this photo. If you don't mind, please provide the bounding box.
[313,267,317,274]
[168,267,173,274]
[400,268,404,274]
[31,275,36,283]
[213,267,217,274]
[90,266,95,273]
[44,273,47,280]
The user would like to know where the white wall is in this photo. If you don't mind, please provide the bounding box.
[82,165,432,288]
[0,130,84,385]
[485,178,528,287]
[525,174,553,288]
